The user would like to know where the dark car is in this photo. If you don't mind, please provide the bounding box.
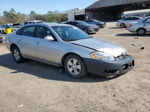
[66,21,98,34]
[12,23,22,32]
[85,19,106,28]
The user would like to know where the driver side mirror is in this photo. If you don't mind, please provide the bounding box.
[44,36,54,41]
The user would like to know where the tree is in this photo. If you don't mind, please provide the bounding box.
[0,9,67,25]
[29,11,37,20]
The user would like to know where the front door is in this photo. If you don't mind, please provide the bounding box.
[33,26,62,65]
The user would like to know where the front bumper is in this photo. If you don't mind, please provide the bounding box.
[103,22,106,27]
[94,27,99,32]
[88,29,96,34]
[100,23,106,28]
[83,55,135,76]
[127,27,136,32]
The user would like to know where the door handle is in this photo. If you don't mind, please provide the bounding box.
[18,38,21,41]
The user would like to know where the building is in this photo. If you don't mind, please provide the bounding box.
[68,8,85,21]
[123,9,150,18]
[86,0,150,21]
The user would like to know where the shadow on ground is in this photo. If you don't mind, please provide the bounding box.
[0,53,121,83]
[116,33,150,37]
[109,27,124,29]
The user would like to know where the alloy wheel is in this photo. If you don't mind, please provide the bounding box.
[13,49,21,61]
[67,58,81,76]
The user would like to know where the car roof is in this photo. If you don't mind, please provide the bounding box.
[22,23,72,27]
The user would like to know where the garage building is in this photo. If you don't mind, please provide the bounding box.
[85,0,150,21]
[68,9,85,21]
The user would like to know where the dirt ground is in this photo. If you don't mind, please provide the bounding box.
[0,22,150,112]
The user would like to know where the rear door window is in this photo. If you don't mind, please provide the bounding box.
[124,17,139,20]
[131,17,140,20]
[72,22,78,26]
[124,18,131,20]
[66,22,73,25]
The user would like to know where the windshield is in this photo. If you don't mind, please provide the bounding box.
[52,26,91,41]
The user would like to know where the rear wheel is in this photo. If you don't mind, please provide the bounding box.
[64,54,87,78]
[137,28,146,36]
[12,46,25,63]
[120,23,126,28]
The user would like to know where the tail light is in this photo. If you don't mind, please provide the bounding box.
[129,24,132,27]
[126,24,132,30]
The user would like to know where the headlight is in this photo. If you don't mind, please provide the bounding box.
[90,52,115,61]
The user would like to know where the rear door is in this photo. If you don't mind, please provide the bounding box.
[16,26,37,57]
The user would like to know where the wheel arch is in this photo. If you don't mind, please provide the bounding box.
[137,27,147,32]
[60,52,86,68]
[10,44,19,52]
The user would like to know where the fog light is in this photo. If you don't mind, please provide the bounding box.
[115,70,120,74]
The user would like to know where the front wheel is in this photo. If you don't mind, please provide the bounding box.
[12,47,25,63]
[64,54,87,78]
[137,28,146,36]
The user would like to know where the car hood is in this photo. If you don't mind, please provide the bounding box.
[88,24,99,28]
[70,38,126,57]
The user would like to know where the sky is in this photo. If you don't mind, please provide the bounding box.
[0,0,97,15]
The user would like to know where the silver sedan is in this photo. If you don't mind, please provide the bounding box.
[127,16,150,36]
[6,23,134,78]
[117,17,141,28]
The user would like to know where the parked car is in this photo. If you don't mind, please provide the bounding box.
[66,21,98,34]
[24,20,44,25]
[6,23,134,78]
[1,24,13,34]
[127,16,150,36]
[12,23,22,32]
[0,34,3,42]
[85,19,106,28]
[117,16,142,28]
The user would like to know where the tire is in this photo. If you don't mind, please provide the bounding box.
[11,46,25,63]
[137,28,146,36]
[64,54,87,78]
[83,29,88,34]
[99,24,103,28]
[120,23,126,28]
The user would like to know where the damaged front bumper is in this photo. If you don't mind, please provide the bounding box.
[83,55,135,76]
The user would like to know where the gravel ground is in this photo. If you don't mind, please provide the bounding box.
[0,22,150,112]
